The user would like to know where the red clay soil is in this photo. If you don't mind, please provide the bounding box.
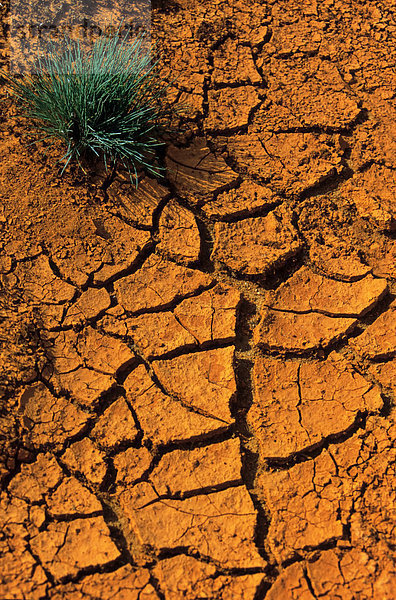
[1,1,396,598]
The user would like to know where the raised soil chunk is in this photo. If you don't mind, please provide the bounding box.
[40,211,150,288]
[18,383,91,450]
[346,164,396,231]
[260,58,361,130]
[114,310,197,359]
[157,199,201,263]
[96,304,129,337]
[266,19,323,57]
[150,437,242,497]
[254,308,358,353]
[1,258,73,328]
[368,359,396,399]
[368,238,396,281]
[4,255,76,305]
[114,254,212,312]
[30,517,121,580]
[227,5,269,46]
[306,548,381,600]
[62,288,111,327]
[153,347,236,423]
[51,244,103,288]
[166,138,239,202]
[118,482,266,570]
[62,438,107,485]
[254,267,388,353]
[103,283,240,359]
[354,92,396,170]
[257,458,344,563]
[334,414,396,554]
[212,207,302,276]
[45,328,135,387]
[9,453,63,503]
[269,266,388,316]
[42,330,81,374]
[114,446,153,486]
[91,216,151,285]
[0,494,30,537]
[265,552,383,600]
[265,562,316,600]
[248,353,383,458]
[0,537,48,600]
[91,397,139,449]
[159,35,207,118]
[153,555,265,600]
[350,300,396,360]
[212,39,261,85]
[206,86,261,131]
[46,477,102,517]
[50,367,115,408]
[201,179,278,220]
[309,245,372,282]
[174,284,240,344]
[124,365,230,445]
[226,131,343,195]
[49,566,158,600]
[77,327,135,375]
[256,414,396,563]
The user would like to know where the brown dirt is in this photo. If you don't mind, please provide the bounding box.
[1,1,396,598]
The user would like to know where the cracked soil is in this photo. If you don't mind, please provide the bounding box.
[0,0,395,598]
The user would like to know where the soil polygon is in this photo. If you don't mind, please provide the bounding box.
[1,1,396,598]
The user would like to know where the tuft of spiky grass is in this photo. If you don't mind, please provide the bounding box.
[6,31,174,183]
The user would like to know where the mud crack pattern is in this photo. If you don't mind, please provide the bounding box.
[1,0,396,598]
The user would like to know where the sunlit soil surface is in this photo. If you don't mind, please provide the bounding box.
[0,1,395,598]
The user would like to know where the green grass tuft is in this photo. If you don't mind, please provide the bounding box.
[6,31,174,183]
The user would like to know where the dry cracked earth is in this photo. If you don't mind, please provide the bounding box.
[1,0,396,598]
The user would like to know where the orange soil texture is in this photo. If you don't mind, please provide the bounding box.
[1,0,396,598]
